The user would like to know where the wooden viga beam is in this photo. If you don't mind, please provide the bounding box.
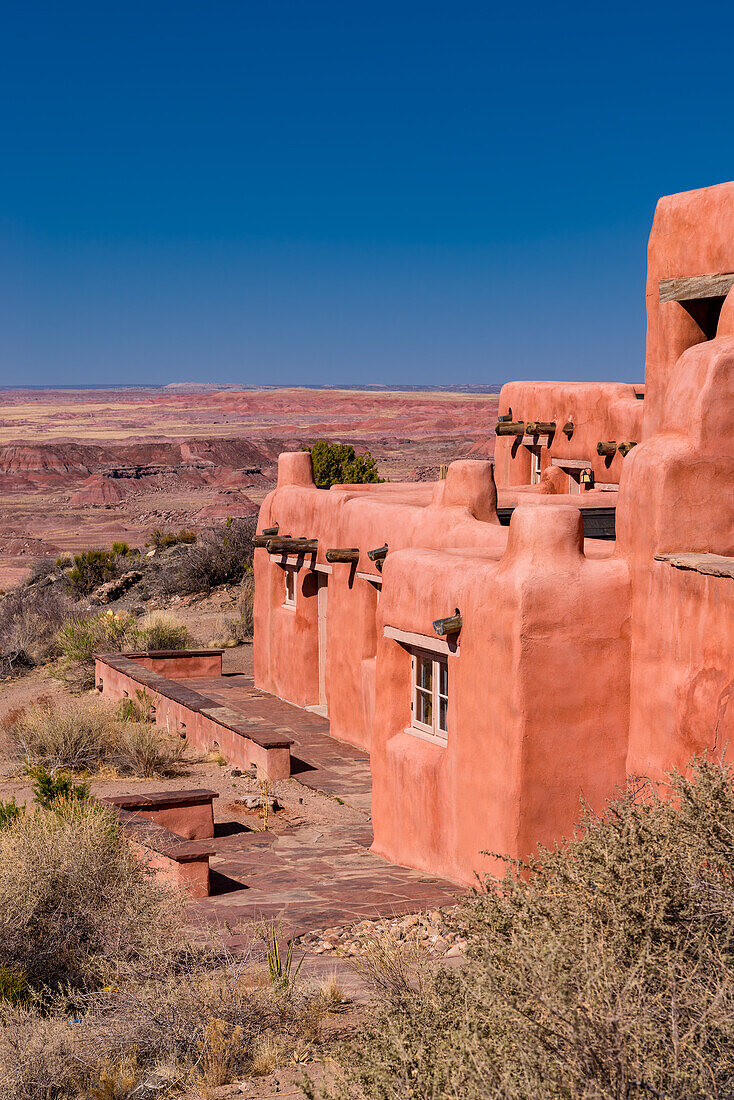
[433,609,463,637]
[618,441,638,457]
[495,420,525,436]
[597,441,617,456]
[325,547,360,563]
[562,420,574,437]
[525,421,557,435]
[252,525,280,548]
[659,272,734,303]
[266,537,318,554]
[367,544,388,571]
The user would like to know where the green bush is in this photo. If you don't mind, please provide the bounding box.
[66,550,120,596]
[302,440,382,488]
[149,528,197,550]
[25,765,90,809]
[110,541,130,556]
[324,759,734,1100]
[0,801,22,830]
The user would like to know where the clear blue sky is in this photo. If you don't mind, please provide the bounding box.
[1,1,732,388]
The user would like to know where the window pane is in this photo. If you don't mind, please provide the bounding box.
[439,696,447,733]
[417,655,433,690]
[416,688,432,726]
[438,660,448,697]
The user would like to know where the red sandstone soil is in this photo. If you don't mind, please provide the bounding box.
[0,386,498,587]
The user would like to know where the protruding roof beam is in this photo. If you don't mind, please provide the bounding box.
[325,548,360,563]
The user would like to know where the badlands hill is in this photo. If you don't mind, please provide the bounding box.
[0,386,499,587]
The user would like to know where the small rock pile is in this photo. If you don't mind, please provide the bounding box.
[295,906,468,959]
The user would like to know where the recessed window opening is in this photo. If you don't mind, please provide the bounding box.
[284,568,296,607]
[527,446,542,485]
[410,650,448,745]
[680,295,726,341]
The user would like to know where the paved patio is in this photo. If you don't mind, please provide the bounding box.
[178,672,463,937]
[185,673,373,813]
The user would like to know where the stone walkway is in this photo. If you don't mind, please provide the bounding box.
[185,674,373,813]
[179,673,463,938]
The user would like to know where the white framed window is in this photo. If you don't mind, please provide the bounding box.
[410,650,448,745]
[529,447,542,485]
[283,568,296,608]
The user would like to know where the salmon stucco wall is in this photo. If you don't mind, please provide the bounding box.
[494,381,643,489]
[370,506,630,884]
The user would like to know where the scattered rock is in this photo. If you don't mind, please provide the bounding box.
[235,794,280,812]
[294,905,467,960]
[89,569,143,604]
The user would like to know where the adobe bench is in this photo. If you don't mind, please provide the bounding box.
[99,788,219,840]
[110,805,214,898]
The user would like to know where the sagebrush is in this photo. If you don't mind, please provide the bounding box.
[320,759,734,1100]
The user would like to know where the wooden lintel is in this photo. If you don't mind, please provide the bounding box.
[659,273,734,303]
[596,441,617,456]
[367,544,389,562]
[525,421,556,435]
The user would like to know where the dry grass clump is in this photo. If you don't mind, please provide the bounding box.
[0,1006,85,1100]
[0,806,334,1097]
[320,759,734,1100]
[55,611,193,689]
[0,801,185,991]
[7,696,189,777]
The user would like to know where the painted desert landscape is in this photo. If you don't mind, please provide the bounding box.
[0,385,499,589]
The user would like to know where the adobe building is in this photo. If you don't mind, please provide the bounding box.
[253,182,734,885]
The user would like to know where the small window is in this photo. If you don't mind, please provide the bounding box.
[284,568,296,607]
[528,447,542,485]
[410,651,448,745]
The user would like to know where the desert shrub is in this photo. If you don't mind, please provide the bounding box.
[228,570,255,642]
[0,800,22,830]
[10,698,119,772]
[149,527,197,550]
[303,440,382,488]
[9,697,190,778]
[55,611,141,687]
[116,723,189,778]
[0,800,184,990]
[0,586,78,666]
[110,541,131,556]
[117,687,153,723]
[25,764,90,808]
[66,550,120,596]
[137,613,191,651]
[158,517,256,596]
[0,1006,84,1100]
[324,759,734,1100]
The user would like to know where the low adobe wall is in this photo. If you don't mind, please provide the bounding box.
[94,652,292,779]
